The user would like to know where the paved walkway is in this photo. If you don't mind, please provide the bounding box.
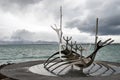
[0,60,120,80]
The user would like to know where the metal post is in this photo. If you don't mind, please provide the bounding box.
[59,6,63,59]
[95,18,98,50]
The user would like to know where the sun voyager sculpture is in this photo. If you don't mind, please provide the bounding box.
[44,7,114,76]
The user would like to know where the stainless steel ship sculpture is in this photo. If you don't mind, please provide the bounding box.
[44,7,114,76]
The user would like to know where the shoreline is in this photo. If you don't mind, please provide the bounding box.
[0,60,120,80]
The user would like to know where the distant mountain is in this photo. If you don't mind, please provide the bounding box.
[0,40,119,45]
[0,40,58,45]
[35,40,58,44]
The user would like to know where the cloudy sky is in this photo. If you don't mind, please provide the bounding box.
[0,0,120,43]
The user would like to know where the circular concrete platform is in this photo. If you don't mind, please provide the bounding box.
[0,60,120,80]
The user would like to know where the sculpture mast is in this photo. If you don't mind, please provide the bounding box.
[95,18,98,50]
[59,6,63,59]
[51,6,63,59]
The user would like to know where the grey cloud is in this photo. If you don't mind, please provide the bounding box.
[65,0,120,35]
[0,0,42,11]
[41,0,83,21]
[0,0,42,6]
[11,29,35,41]
[11,29,57,41]
[1,0,120,36]
[0,0,63,21]
[65,17,97,34]
[41,0,64,21]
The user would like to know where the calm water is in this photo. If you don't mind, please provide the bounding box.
[0,44,120,65]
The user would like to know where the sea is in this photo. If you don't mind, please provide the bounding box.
[0,44,120,65]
